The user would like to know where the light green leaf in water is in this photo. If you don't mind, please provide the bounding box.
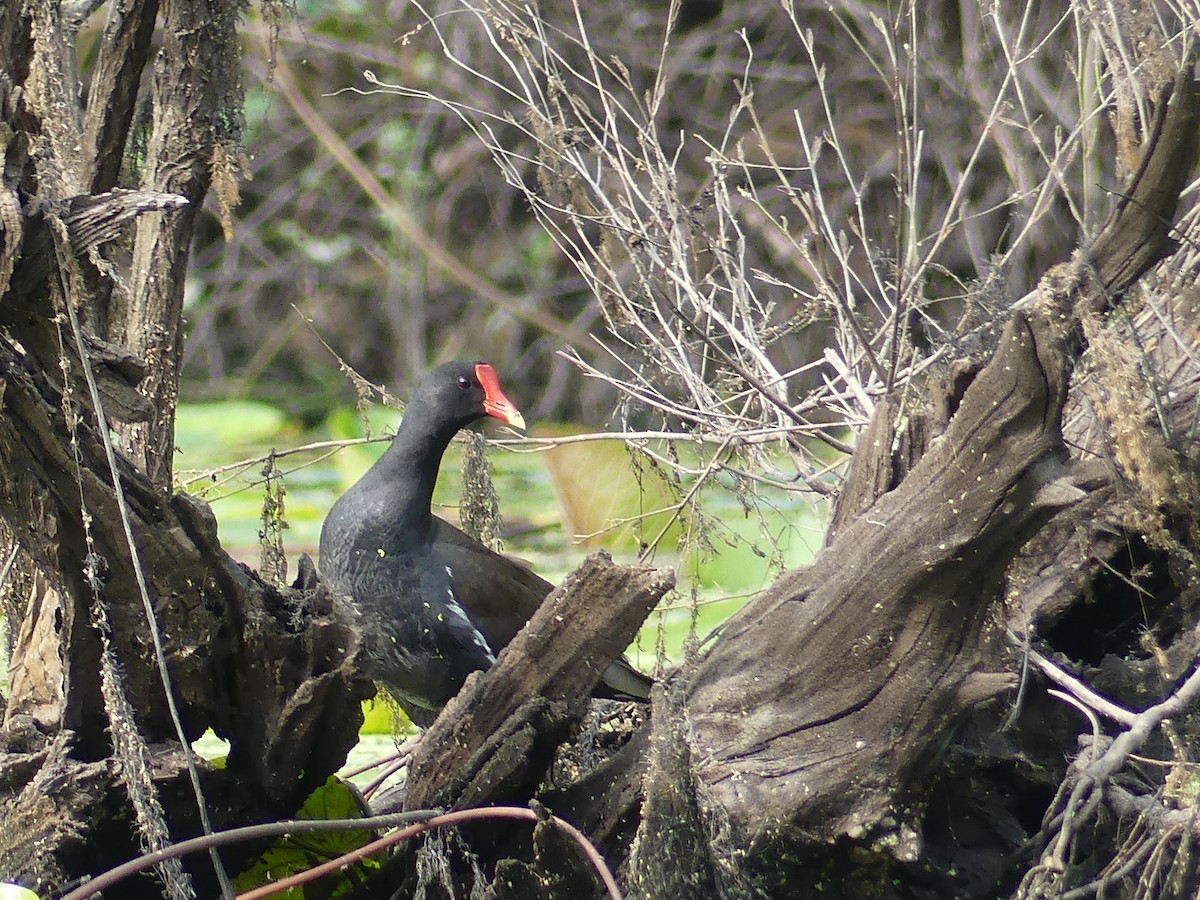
[538,427,684,550]
[176,402,288,457]
[0,885,41,900]
[359,696,415,736]
[690,502,822,592]
[648,594,748,665]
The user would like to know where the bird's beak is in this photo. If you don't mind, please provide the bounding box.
[475,363,527,431]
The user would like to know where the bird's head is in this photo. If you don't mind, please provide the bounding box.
[418,360,527,434]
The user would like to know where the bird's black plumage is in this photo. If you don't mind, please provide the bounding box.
[318,361,651,724]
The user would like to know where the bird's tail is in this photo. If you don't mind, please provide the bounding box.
[598,657,654,701]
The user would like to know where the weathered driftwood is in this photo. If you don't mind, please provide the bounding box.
[0,1,380,892]
[688,303,1071,845]
[0,333,372,888]
[668,67,1200,893]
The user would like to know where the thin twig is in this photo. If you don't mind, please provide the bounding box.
[52,218,233,899]
[58,810,443,900]
[236,805,624,900]
[1026,645,1137,726]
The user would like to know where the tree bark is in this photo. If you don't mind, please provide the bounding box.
[114,0,245,489]
[688,303,1070,846]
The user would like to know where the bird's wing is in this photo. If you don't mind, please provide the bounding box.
[431,516,553,649]
[431,517,654,700]
[343,546,498,713]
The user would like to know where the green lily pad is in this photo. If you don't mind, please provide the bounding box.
[175,401,289,457]
[326,406,400,490]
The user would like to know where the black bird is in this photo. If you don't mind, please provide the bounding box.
[319,361,651,725]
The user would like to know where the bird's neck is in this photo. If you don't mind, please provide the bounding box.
[368,410,460,533]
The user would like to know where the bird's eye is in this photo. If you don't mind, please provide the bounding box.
[457,376,471,390]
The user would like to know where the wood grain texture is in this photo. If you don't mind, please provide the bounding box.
[688,306,1070,844]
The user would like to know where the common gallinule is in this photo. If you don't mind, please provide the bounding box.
[319,361,652,725]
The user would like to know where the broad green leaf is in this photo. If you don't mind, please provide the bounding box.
[233,777,382,899]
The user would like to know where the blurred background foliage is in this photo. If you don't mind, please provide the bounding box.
[173,0,1092,425]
